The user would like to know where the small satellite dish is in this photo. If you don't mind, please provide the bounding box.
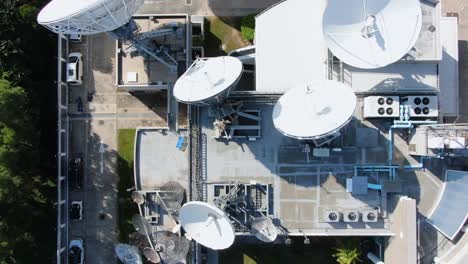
[132,214,153,236]
[131,191,145,205]
[173,57,243,105]
[37,0,145,35]
[153,231,190,264]
[115,243,143,264]
[322,0,422,69]
[143,247,161,264]
[251,217,278,243]
[158,181,185,212]
[179,201,236,250]
[272,80,356,140]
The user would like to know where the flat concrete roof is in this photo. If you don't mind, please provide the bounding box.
[135,128,189,190]
[255,0,328,94]
[200,104,391,235]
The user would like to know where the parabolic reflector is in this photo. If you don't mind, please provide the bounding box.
[143,247,161,264]
[173,57,243,105]
[251,217,278,243]
[322,0,422,69]
[273,80,356,140]
[132,214,153,236]
[115,243,143,264]
[179,201,235,250]
[153,231,190,264]
[131,191,145,205]
[37,0,145,35]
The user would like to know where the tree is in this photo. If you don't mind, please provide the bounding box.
[0,1,57,262]
[332,239,362,264]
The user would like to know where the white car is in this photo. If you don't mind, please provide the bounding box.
[67,52,83,85]
[68,239,84,264]
[70,201,83,221]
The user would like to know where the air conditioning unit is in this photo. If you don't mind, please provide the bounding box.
[323,210,341,222]
[362,210,379,222]
[363,96,400,118]
[343,211,360,222]
[401,96,438,118]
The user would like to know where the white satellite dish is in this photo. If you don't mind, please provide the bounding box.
[251,217,278,243]
[273,80,356,140]
[131,191,145,205]
[322,0,422,69]
[37,0,144,35]
[173,57,243,105]
[143,247,161,264]
[179,201,235,250]
[115,243,143,264]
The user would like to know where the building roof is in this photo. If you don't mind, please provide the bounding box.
[439,17,459,116]
[428,170,468,240]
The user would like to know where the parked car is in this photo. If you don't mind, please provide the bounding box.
[69,34,82,43]
[70,201,83,221]
[69,156,83,190]
[67,52,83,85]
[76,97,84,112]
[68,239,84,264]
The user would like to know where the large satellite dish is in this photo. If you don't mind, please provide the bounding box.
[37,0,144,35]
[173,57,243,105]
[322,0,422,69]
[153,231,190,264]
[179,201,236,250]
[115,243,143,264]
[273,80,356,140]
[143,247,161,264]
[251,217,278,243]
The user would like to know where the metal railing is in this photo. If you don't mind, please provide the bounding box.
[56,34,69,264]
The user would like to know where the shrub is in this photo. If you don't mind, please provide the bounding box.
[241,14,256,42]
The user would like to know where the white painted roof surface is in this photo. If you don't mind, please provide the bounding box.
[179,201,235,250]
[273,80,357,140]
[323,0,422,69]
[343,63,438,93]
[439,17,459,116]
[255,0,328,94]
[37,0,144,34]
[173,57,243,104]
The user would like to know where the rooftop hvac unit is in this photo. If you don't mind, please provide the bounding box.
[401,96,438,118]
[323,210,341,222]
[343,211,360,222]
[363,96,400,118]
[362,210,379,222]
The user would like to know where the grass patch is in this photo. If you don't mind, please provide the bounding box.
[117,129,138,242]
[204,17,249,56]
[241,14,256,42]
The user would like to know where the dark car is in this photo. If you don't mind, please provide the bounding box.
[69,156,83,189]
[68,239,84,264]
[69,201,83,221]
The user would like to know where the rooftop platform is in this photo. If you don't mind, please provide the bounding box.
[116,16,188,91]
[200,104,393,235]
[134,128,189,190]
